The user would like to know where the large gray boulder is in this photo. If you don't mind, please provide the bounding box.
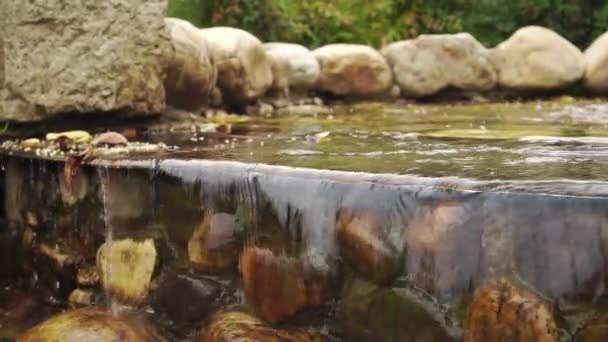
[583,32,608,94]
[490,26,585,90]
[164,18,216,111]
[313,44,393,97]
[1,0,172,121]
[263,43,320,91]
[382,33,497,98]
[198,27,273,105]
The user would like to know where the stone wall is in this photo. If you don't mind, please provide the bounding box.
[2,3,608,122]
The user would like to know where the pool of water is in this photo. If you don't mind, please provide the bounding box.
[133,99,608,181]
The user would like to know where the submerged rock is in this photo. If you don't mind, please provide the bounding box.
[575,312,608,341]
[583,31,608,94]
[1,0,171,121]
[312,44,393,97]
[199,27,273,105]
[149,269,221,326]
[19,308,162,342]
[463,280,558,342]
[199,311,325,342]
[97,238,157,305]
[404,200,482,298]
[335,208,402,284]
[490,26,585,91]
[164,18,216,111]
[188,212,243,274]
[382,33,496,97]
[240,246,334,323]
[264,43,320,91]
[68,288,98,308]
[338,277,460,341]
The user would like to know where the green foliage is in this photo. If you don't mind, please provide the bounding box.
[166,0,608,49]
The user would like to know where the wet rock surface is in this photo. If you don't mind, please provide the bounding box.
[240,246,335,323]
[149,269,221,328]
[335,208,402,284]
[19,308,163,342]
[404,200,482,298]
[1,0,171,121]
[188,212,243,274]
[338,277,460,341]
[463,280,558,342]
[97,238,157,305]
[490,26,585,90]
[199,311,326,342]
[382,33,496,97]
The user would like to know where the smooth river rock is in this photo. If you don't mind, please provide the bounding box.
[199,311,325,342]
[313,44,393,97]
[240,246,334,323]
[583,31,608,94]
[188,212,243,274]
[164,18,216,111]
[382,33,496,97]
[199,27,273,105]
[335,208,402,284]
[97,238,157,305]
[490,26,585,91]
[463,280,558,342]
[264,43,320,91]
[1,0,172,121]
[19,308,162,342]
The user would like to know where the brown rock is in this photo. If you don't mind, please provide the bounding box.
[188,212,243,273]
[199,311,325,342]
[463,280,558,342]
[404,201,482,297]
[18,308,162,342]
[240,246,334,323]
[335,208,402,284]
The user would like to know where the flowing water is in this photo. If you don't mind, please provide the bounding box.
[2,99,608,341]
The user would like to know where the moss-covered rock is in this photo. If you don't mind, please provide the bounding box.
[97,238,157,305]
[337,276,460,341]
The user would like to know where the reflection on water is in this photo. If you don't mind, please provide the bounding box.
[107,99,608,181]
